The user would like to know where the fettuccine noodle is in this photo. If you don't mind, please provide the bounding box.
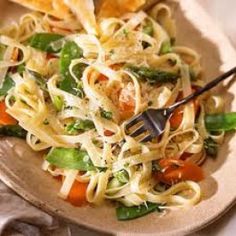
[0,2,224,216]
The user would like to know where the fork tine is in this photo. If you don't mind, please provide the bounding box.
[140,134,153,143]
[125,114,143,130]
[129,124,147,137]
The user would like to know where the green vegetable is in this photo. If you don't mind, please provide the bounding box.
[43,119,49,125]
[0,75,15,97]
[46,148,95,171]
[152,161,162,172]
[100,109,113,120]
[28,33,64,53]
[17,64,25,74]
[142,20,154,49]
[66,119,95,134]
[0,44,6,60]
[127,65,179,84]
[204,137,218,157]
[123,29,129,38]
[59,77,85,97]
[0,125,26,139]
[160,40,172,55]
[107,177,122,189]
[114,169,129,184]
[59,41,83,79]
[28,70,47,91]
[53,95,63,111]
[205,112,236,131]
[143,20,154,37]
[116,202,163,221]
[59,41,85,96]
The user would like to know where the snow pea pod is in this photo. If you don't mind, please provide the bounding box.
[205,112,236,131]
[116,202,162,221]
[46,148,95,171]
[59,41,85,96]
[0,125,26,138]
[29,33,64,53]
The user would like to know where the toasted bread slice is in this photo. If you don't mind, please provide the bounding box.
[9,0,72,19]
[98,0,144,17]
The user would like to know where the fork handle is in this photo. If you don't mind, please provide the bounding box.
[168,66,236,113]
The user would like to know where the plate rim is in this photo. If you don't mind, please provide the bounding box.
[1,0,236,235]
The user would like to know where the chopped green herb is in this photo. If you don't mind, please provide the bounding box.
[204,137,218,158]
[0,75,15,97]
[116,202,163,221]
[114,169,129,184]
[142,20,154,49]
[123,28,129,37]
[148,101,153,106]
[46,148,95,171]
[0,125,26,139]
[124,163,129,168]
[143,20,154,37]
[160,40,172,55]
[43,119,49,125]
[66,119,95,134]
[100,109,112,120]
[52,95,63,111]
[109,49,114,55]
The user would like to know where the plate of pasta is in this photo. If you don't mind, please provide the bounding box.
[0,0,236,235]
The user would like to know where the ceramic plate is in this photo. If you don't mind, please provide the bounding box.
[0,0,236,235]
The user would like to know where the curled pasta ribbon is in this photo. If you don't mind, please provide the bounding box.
[0,2,214,208]
[149,3,176,39]
[0,36,30,68]
[147,181,201,207]
[87,171,110,204]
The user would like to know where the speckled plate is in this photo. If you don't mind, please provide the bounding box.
[0,0,236,235]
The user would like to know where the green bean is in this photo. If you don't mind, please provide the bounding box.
[127,65,179,84]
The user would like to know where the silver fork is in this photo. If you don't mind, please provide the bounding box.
[125,67,236,142]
